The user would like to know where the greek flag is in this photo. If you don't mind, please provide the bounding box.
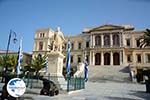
[45,57,48,74]
[84,52,88,82]
[66,40,71,75]
[16,37,23,75]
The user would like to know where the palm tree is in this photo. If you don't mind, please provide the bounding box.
[31,54,47,75]
[140,29,150,48]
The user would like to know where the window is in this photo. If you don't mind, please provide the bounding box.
[78,55,81,63]
[137,54,141,63]
[71,43,74,50]
[127,55,132,62]
[71,56,73,63]
[78,42,82,49]
[40,33,45,38]
[104,34,110,46]
[113,34,120,46]
[146,54,150,63]
[39,42,43,50]
[126,39,130,46]
[86,41,89,48]
[136,39,140,47]
[95,35,101,46]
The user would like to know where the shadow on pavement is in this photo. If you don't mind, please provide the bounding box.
[129,90,150,100]
[89,76,131,83]
[105,96,140,100]
[119,66,130,73]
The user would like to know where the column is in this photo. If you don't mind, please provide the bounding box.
[90,35,93,48]
[132,52,136,63]
[120,51,123,65]
[90,51,92,65]
[101,51,104,65]
[93,35,95,47]
[122,32,126,47]
[122,49,127,65]
[101,34,104,48]
[111,51,113,65]
[142,52,145,64]
[93,51,95,65]
[120,32,122,47]
[110,33,113,47]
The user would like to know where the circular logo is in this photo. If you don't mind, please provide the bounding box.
[7,78,26,97]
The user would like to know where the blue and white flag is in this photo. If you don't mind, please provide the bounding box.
[66,40,71,75]
[45,57,48,74]
[16,37,23,75]
[84,52,88,82]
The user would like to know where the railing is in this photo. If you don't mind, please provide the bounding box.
[66,76,85,92]
[22,73,85,92]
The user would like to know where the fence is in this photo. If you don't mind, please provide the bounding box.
[66,76,85,92]
[22,73,85,92]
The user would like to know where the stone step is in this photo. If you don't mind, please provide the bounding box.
[88,65,131,83]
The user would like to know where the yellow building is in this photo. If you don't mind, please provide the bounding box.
[33,24,150,72]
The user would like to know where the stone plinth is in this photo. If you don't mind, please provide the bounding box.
[46,51,67,90]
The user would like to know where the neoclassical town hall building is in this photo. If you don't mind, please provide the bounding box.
[33,24,150,71]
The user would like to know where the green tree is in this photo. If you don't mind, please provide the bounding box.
[31,54,46,75]
[0,55,17,73]
[140,29,150,48]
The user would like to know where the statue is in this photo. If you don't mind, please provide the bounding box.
[49,27,65,52]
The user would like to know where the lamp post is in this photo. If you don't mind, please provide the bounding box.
[2,30,17,82]
[0,30,18,100]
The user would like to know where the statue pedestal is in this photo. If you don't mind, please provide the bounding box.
[46,52,67,90]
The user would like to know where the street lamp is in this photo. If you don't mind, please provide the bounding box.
[2,30,17,82]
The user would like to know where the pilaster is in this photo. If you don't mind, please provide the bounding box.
[101,51,104,65]
[111,51,113,65]
[101,34,104,48]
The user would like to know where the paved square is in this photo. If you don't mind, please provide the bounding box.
[33,81,150,100]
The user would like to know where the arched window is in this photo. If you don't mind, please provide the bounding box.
[113,34,120,46]
[39,41,43,50]
[95,35,101,46]
[104,34,110,46]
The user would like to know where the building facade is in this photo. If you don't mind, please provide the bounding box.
[33,24,150,71]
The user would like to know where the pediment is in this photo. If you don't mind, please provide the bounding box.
[90,24,124,32]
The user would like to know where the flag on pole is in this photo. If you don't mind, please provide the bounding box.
[16,37,23,75]
[84,51,88,82]
[66,40,71,75]
[45,57,48,74]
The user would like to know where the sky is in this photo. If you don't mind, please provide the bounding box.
[0,0,150,52]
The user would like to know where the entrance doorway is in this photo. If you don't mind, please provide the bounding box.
[113,53,120,65]
[104,53,110,65]
[95,53,101,65]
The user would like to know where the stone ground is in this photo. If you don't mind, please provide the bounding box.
[1,66,150,100]
[31,81,150,100]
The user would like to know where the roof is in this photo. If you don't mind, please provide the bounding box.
[83,24,134,33]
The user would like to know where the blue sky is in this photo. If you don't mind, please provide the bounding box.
[0,0,150,52]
